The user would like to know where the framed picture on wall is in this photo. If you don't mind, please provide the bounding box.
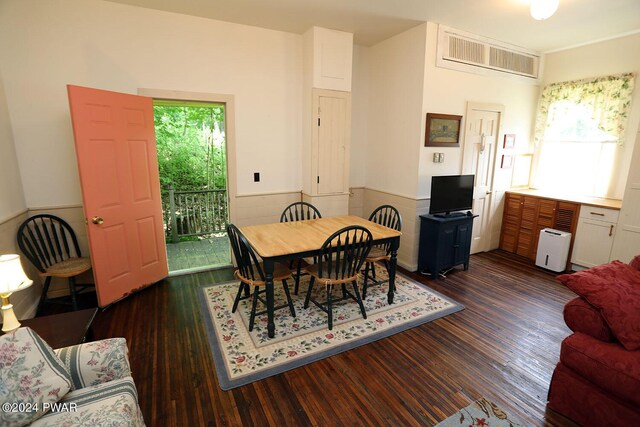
[503,134,516,149]
[501,154,514,169]
[425,113,462,147]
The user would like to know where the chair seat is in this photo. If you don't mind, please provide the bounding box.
[235,263,292,286]
[303,264,359,285]
[42,257,92,278]
[366,247,389,262]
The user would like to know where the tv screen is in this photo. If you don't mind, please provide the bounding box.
[429,175,475,215]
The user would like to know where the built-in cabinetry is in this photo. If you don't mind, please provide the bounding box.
[418,214,475,278]
[571,206,619,269]
[499,192,580,269]
[302,27,353,216]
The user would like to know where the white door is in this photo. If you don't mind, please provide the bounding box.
[462,103,503,254]
[316,93,349,195]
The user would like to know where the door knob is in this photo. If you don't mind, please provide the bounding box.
[92,216,104,225]
[486,191,492,195]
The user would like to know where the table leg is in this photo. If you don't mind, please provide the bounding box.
[264,259,275,338]
[387,237,399,305]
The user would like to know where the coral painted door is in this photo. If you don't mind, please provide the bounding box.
[67,85,168,307]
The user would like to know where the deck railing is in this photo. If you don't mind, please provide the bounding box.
[162,186,229,243]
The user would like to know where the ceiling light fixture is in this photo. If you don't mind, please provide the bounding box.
[530,0,559,20]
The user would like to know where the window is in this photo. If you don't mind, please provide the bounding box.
[532,73,635,197]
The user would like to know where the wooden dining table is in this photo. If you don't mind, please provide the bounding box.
[241,215,402,338]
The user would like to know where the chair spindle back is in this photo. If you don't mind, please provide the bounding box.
[17,214,83,273]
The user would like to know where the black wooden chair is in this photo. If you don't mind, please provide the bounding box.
[17,214,93,314]
[303,225,372,330]
[280,202,322,295]
[362,205,402,300]
[227,224,296,331]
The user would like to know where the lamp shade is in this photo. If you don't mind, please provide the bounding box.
[530,0,559,20]
[0,254,33,294]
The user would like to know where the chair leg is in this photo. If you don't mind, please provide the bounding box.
[294,259,303,295]
[362,262,370,300]
[352,280,367,319]
[36,277,52,316]
[232,283,245,313]
[282,279,296,317]
[371,263,377,279]
[327,284,333,330]
[243,283,250,298]
[341,283,347,299]
[68,276,79,311]
[248,286,259,332]
[304,276,315,309]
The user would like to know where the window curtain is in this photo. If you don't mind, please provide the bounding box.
[534,73,635,145]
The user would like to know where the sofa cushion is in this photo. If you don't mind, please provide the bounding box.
[30,376,145,426]
[557,261,640,351]
[0,327,72,427]
[55,338,131,390]
[560,333,640,407]
[563,297,615,343]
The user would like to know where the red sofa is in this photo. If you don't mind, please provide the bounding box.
[547,257,640,426]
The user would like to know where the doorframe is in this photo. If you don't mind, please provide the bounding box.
[137,88,238,227]
[462,102,505,253]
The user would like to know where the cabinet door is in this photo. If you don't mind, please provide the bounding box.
[531,198,557,260]
[499,193,522,252]
[438,225,457,268]
[517,196,539,258]
[572,219,615,267]
[454,222,472,265]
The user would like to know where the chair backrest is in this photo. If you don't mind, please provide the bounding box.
[280,202,322,223]
[369,205,402,231]
[368,205,402,254]
[315,226,372,281]
[17,214,83,273]
[227,224,265,283]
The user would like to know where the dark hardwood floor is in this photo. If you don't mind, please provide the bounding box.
[44,250,579,426]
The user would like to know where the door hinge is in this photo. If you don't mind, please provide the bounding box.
[317,118,320,126]
[317,176,320,184]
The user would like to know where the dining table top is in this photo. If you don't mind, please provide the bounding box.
[240,215,402,258]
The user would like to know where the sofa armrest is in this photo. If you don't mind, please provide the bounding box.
[54,337,132,390]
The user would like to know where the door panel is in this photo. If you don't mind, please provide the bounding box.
[462,105,501,254]
[68,85,168,307]
[317,95,347,194]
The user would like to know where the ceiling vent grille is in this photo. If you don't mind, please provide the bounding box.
[437,25,541,82]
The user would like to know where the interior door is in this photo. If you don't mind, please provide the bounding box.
[317,94,348,194]
[462,104,502,254]
[67,85,168,307]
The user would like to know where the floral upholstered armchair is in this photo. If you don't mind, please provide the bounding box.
[0,327,144,426]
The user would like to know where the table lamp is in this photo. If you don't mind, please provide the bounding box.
[0,254,33,333]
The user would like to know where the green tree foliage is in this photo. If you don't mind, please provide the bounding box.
[153,103,227,190]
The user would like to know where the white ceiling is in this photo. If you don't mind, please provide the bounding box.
[105,0,640,52]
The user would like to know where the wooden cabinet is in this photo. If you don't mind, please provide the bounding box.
[499,192,579,268]
[572,206,619,268]
[418,214,475,278]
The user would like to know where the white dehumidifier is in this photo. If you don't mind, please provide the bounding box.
[535,228,572,272]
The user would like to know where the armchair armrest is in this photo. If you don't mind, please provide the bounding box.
[54,337,132,390]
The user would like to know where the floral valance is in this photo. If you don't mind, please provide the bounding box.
[534,72,636,145]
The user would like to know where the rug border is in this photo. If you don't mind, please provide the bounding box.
[198,272,465,390]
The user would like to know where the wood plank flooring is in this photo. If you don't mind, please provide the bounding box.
[84,250,578,426]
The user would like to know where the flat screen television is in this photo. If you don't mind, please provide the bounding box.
[429,174,475,215]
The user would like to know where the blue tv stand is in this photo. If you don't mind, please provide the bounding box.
[417,213,477,279]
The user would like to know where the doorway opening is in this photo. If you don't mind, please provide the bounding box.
[153,99,231,275]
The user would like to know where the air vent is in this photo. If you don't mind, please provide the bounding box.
[437,25,541,82]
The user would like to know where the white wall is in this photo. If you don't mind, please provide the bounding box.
[419,22,539,199]
[0,0,303,208]
[0,71,26,221]
[542,33,640,199]
[350,45,369,189]
[365,24,427,199]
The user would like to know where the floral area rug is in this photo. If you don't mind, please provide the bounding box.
[434,398,523,427]
[199,264,464,390]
